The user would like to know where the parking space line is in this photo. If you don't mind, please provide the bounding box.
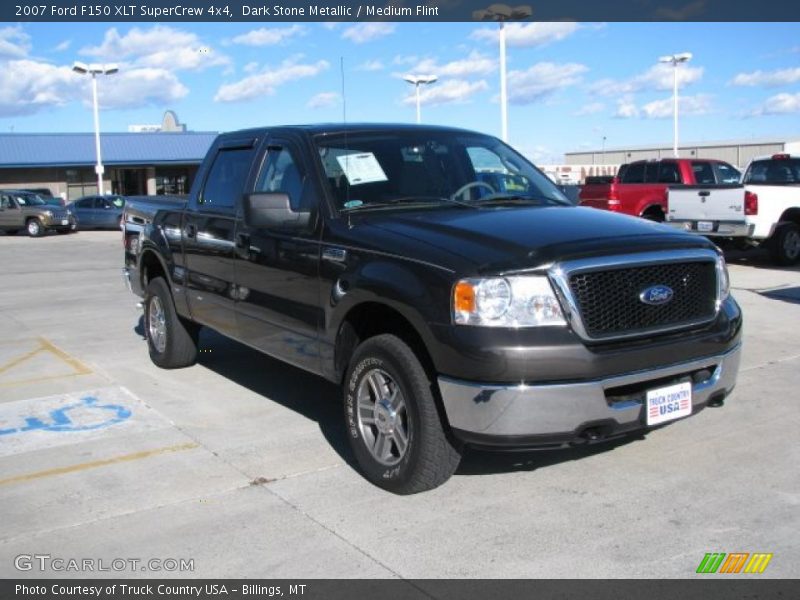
[0,442,200,487]
[0,337,92,388]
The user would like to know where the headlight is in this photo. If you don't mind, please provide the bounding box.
[44,210,53,218]
[453,276,567,327]
[716,253,730,305]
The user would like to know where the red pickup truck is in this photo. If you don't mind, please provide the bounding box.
[579,158,741,222]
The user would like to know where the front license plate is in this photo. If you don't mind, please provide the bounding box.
[646,381,692,426]
[697,221,714,232]
[61,219,68,225]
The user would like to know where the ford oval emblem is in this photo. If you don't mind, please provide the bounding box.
[639,285,674,306]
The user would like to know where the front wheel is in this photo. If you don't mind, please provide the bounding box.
[344,334,461,494]
[770,223,800,266]
[26,219,44,237]
[144,277,199,368]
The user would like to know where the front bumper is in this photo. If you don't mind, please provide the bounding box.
[440,343,741,448]
[665,220,754,238]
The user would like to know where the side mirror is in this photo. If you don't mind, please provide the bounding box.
[243,192,310,230]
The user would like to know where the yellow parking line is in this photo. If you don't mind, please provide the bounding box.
[38,337,93,375]
[0,442,200,486]
[0,346,43,375]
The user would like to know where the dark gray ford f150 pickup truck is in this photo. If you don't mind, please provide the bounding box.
[123,124,742,494]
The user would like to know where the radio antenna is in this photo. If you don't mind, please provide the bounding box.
[340,56,347,124]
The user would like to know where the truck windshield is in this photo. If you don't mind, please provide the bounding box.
[744,158,800,185]
[315,131,569,211]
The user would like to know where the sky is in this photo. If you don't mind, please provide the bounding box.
[0,21,798,163]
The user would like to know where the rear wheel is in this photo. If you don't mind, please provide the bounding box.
[144,277,199,368]
[26,218,43,237]
[641,207,665,222]
[344,334,461,494]
[770,223,800,266]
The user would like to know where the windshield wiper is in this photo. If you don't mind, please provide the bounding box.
[468,193,568,207]
[340,195,477,212]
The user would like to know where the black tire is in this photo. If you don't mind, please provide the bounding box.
[26,218,44,237]
[769,223,800,266]
[143,277,199,369]
[344,334,461,494]
[641,208,665,222]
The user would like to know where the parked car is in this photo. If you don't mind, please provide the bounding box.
[666,153,800,265]
[579,158,741,221]
[0,190,72,236]
[67,194,126,230]
[122,124,741,494]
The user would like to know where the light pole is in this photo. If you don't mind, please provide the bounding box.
[658,52,692,158]
[601,135,607,163]
[403,75,438,124]
[473,4,533,142]
[73,61,118,195]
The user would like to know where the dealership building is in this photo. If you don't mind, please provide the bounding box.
[0,112,216,200]
[563,136,800,177]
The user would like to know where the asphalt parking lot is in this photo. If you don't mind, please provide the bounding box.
[0,230,797,579]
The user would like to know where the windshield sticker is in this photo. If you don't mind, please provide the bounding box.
[343,200,363,209]
[336,153,388,186]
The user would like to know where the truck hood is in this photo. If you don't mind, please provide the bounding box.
[363,205,715,273]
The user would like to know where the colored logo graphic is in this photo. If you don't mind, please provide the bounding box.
[696,552,773,574]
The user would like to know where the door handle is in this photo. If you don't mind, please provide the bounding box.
[235,233,250,250]
[185,223,197,238]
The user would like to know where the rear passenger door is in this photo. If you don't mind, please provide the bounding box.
[0,194,21,228]
[183,138,258,338]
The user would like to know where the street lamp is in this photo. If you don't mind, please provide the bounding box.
[72,61,118,195]
[403,74,438,124]
[658,52,692,158]
[473,4,533,142]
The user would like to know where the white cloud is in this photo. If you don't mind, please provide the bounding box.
[0,59,76,116]
[506,62,588,105]
[393,54,419,66]
[230,26,305,46]
[307,92,340,109]
[591,62,703,97]
[96,68,189,109]
[243,61,259,74]
[640,94,712,118]
[730,67,800,88]
[80,26,229,71]
[356,60,384,71]
[214,58,330,103]
[410,51,496,78]
[341,23,396,44]
[749,92,800,116]
[614,94,712,119]
[574,102,605,116]
[0,26,31,59]
[471,22,580,48]
[322,23,339,31]
[614,96,640,119]
[402,79,488,107]
[54,40,72,53]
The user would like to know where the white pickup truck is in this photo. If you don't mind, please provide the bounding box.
[666,154,800,265]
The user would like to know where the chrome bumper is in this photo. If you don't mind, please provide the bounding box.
[665,220,754,237]
[439,344,741,441]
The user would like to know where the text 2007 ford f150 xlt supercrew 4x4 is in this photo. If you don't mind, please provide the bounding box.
[123,124,742,494]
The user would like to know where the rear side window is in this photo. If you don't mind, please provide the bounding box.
[200,147,255,208]
[691,162,716,185]
[657,162,681,184]
[744,158,800,184]
[622,162,646,183]
[77,198,93,209]
[714,163,741,184]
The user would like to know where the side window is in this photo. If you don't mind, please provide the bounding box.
[657,162,681,184]
[623,162,646,183]
[255,147,306,210]
[200,147,255,209]
[644,162,659,183]
[0,195,11,209]
[714,163,741,184]
[77,198,93,209]
[692,162,715,185]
